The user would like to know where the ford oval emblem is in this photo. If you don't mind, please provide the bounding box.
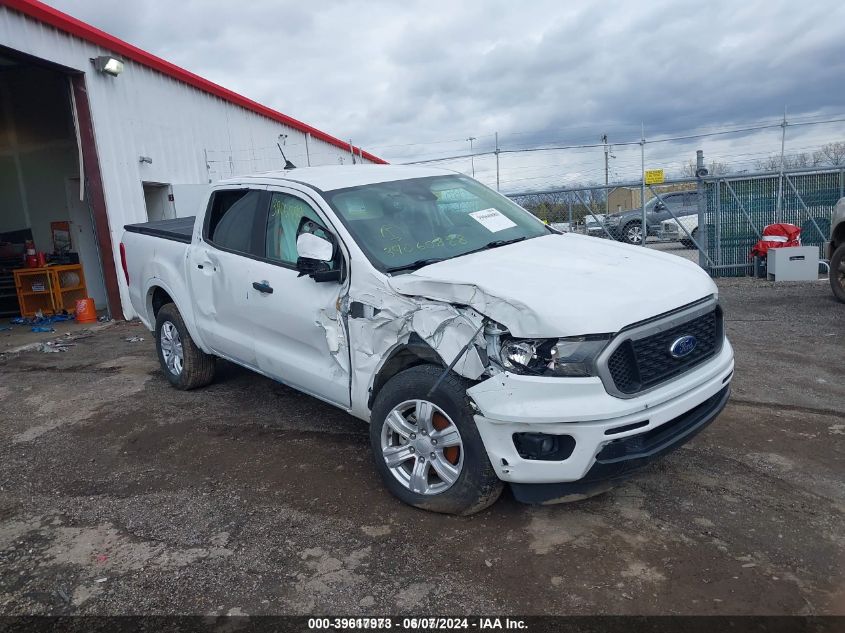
[670,335,697,359]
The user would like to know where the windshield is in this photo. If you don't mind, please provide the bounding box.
[323,175,548,272]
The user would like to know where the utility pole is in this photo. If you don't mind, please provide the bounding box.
[602,133,609,216]
[466,136,476,177]
[602,133,609,187]
[776,106,787,220]
[495,132,500,191]
[640,123,646,247]
[696,149,707,269]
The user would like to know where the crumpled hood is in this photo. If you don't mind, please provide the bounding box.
[388,233,716,338]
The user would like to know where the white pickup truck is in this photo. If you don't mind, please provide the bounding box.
[121,165,734,514]
[659,215,700,248]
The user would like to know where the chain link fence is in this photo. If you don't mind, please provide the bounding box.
[507,167,845,277]
[701,168,844,276]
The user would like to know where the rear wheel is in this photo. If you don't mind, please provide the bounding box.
[155,303,216,390]
[681,228,698,249]
[370,365,503,515]
[622,220,643,245]
[831,243,845,303]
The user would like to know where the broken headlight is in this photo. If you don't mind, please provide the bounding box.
[500,335,610,377]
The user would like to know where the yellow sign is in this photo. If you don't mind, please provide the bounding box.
[645,169,665,185]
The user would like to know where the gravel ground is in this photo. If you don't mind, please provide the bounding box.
[0,278,842,616]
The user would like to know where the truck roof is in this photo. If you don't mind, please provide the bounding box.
[218,164,457,192]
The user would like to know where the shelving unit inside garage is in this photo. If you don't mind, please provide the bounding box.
[13,264,87,317]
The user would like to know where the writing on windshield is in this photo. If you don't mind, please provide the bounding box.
[324,175,548,272]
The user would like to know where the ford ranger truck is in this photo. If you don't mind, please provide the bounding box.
[121,165,734,515]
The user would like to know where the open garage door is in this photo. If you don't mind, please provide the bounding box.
[0,48,119,320]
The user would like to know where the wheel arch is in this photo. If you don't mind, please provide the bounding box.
[832,222,845,253]
[149,286,174,319]
[367,334,445,410]
[145,280,209,352]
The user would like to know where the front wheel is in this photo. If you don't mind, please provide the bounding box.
[831,243,845,303]
[622,220,643,245]
[370,365,503,515]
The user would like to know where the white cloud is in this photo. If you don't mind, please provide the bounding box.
[45,0,845,189]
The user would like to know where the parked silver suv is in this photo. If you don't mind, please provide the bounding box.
[830,197,845,303]
[604,191,697,244]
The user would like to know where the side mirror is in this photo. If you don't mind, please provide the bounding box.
[296,232,334,262]
[295,219,341,282]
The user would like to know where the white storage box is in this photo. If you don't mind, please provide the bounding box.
[766,246,819,281]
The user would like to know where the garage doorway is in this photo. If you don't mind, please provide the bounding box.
[0,47,118,319]
[142,182,175,221]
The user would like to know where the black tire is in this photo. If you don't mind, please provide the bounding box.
[155,303,216,390]
[680,229,697,249]
[831,243,845,304]
[622,220,643,245]
[370,365,503,515]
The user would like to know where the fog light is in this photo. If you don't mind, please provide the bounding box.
[512,432,575,461]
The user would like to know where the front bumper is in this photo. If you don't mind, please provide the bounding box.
[658,226,681,240]
[466,340,734,488]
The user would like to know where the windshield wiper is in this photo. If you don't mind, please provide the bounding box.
[461,236,528,257]
[384,258,445,274]
[384,237,528,273]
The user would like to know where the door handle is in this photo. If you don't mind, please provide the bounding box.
[252,281,273,294]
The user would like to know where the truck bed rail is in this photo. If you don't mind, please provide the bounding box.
[124,217,195,244]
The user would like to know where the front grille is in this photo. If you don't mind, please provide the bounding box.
[607,307,721,395]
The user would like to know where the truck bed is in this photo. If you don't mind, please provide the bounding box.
[124,217,195,244]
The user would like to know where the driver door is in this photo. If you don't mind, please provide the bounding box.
[247,188,350,407]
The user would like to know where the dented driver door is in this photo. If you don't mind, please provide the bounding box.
[248,188,351,407]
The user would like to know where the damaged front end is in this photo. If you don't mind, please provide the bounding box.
[343,273,496,419]
[341,267,615,421]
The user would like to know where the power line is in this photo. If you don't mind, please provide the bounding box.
[402,117,845,165]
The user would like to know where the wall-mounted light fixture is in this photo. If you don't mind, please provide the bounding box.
[139,156,152,164]
[92,56,124,76]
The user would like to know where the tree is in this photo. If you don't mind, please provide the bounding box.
[754,152,819,171]
[813,141,845,167]
[681,160,731,178]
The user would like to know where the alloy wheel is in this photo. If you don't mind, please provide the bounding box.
[626,223,643,244]
[380,399,464,495]
[160,321,184,376]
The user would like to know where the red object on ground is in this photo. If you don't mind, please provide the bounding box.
[751,223,802,258]
[75,297,97,323]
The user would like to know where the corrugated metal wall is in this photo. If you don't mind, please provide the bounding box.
[0,6,376,317]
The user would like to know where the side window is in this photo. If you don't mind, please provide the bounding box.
[265,192,335,268]
[206,189,263,254]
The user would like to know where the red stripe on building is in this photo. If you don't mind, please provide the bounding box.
[2,0,387,164]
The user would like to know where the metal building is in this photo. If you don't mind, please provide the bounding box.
[0,0,384,319]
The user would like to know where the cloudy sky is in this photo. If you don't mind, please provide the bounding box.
[47,0,845,191]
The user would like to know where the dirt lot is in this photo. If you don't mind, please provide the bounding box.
[0,278,842,616]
